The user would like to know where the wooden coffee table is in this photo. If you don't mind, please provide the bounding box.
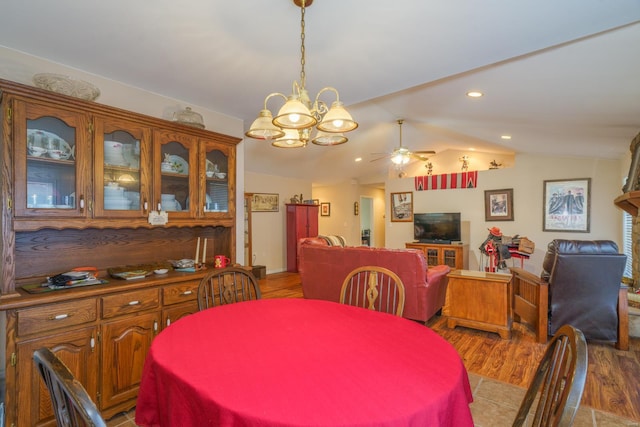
[444,269,513,339]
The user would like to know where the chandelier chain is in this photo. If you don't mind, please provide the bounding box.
[299,0,306,89]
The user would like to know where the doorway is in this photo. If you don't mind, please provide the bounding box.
[360,196,374,246]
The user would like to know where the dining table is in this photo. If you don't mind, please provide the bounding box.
[135,298,474,427]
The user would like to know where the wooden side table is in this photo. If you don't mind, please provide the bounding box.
[444,269,513,339]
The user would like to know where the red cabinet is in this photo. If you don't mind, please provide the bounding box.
[286,204,319,272]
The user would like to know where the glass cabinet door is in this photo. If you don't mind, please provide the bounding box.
[13,100,89,218]
[201,138,235,218]
[425,248,439,267]
[93,117,151,218]
[153,130,197,218]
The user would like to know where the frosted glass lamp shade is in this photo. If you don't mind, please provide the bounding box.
[391,150,411,165]
[245,110,285,140]
[272,129,306,148]
[316,101,358,133]
[273,96,316,129]
[312,131,347,146]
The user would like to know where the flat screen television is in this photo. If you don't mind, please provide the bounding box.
[413,212,461,244]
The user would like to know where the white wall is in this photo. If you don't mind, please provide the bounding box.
[386,153,625,273]
[244,171,313,273]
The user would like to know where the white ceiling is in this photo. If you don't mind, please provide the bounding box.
[1,1,639,185]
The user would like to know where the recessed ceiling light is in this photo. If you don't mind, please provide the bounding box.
[466,91,484,98]
[355,157,362,162]
[501,135,512,140]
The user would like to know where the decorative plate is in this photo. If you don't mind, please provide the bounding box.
[206,159,217,173]
[33,73,100,101]
[166,154,188,175]
[27,129,73,159]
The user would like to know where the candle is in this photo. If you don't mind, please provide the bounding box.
[202,238,207,265]
[195,237,201,264]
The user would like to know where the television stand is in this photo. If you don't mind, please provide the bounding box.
[406,242,468,270]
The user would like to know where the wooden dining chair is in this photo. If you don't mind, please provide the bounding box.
[197,267,262,310]
[33,348,107,427]
[512,324,588,427]
[340,266,405,317]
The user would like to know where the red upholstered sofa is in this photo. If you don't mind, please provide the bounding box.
[298,237,451,322]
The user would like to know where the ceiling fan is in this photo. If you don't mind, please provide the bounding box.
[371,119,435,165]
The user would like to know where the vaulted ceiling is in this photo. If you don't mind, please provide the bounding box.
[1,1,639,185]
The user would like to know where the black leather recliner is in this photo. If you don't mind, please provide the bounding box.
[511,239,629,350]
[542,239,626,342]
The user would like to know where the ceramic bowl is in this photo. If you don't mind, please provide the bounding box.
[153,268,169,275]
[48,150,65,159]
[214,172,227,179]
[28,146,47,157]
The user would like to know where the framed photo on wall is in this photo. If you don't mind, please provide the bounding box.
[484,188,514,221]
[251,193,279,212]
[320,202,331,216]
[390,192,413,222]
[543,178,591,232]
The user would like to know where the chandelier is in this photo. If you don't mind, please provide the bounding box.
[244,0,358,148]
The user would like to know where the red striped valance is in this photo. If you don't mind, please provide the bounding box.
[414,171,478,191]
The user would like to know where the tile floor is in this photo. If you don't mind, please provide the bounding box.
[468,373,640,427]
[107,372,639,427]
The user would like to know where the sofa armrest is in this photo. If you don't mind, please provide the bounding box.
[425,265,452,319]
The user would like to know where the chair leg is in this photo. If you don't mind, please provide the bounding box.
[616,287,629,351]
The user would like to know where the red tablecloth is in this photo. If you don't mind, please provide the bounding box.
[136,298,473,427]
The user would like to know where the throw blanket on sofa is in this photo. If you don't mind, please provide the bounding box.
[317,235,347,247]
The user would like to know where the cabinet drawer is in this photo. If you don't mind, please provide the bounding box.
[101,288,159,319]
[163,281,199,306]
[17,298,97,337]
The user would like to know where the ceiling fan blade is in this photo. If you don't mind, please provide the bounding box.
[411,150,436,161]
[370,153,391,162]
[413,150,436,155]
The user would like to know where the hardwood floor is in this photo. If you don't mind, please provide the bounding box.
[260,272,640,422]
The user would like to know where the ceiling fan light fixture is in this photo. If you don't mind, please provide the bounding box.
[245,109,286,140]
[312,131,347,146]
[391,151,410,165]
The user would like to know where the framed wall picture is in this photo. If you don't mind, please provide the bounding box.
[251,193,279,212]
[543,178,591,232]
[484,188,514,221]
[390,192,413,222]
[320,202,331,216]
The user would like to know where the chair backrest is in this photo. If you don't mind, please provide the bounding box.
[340,266,405,316]
[542,239,626,341]
[33,348,106,427]
[197,267,261,310]
[513,325,588,427]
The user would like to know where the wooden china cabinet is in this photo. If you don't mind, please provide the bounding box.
[0,78,239,426]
